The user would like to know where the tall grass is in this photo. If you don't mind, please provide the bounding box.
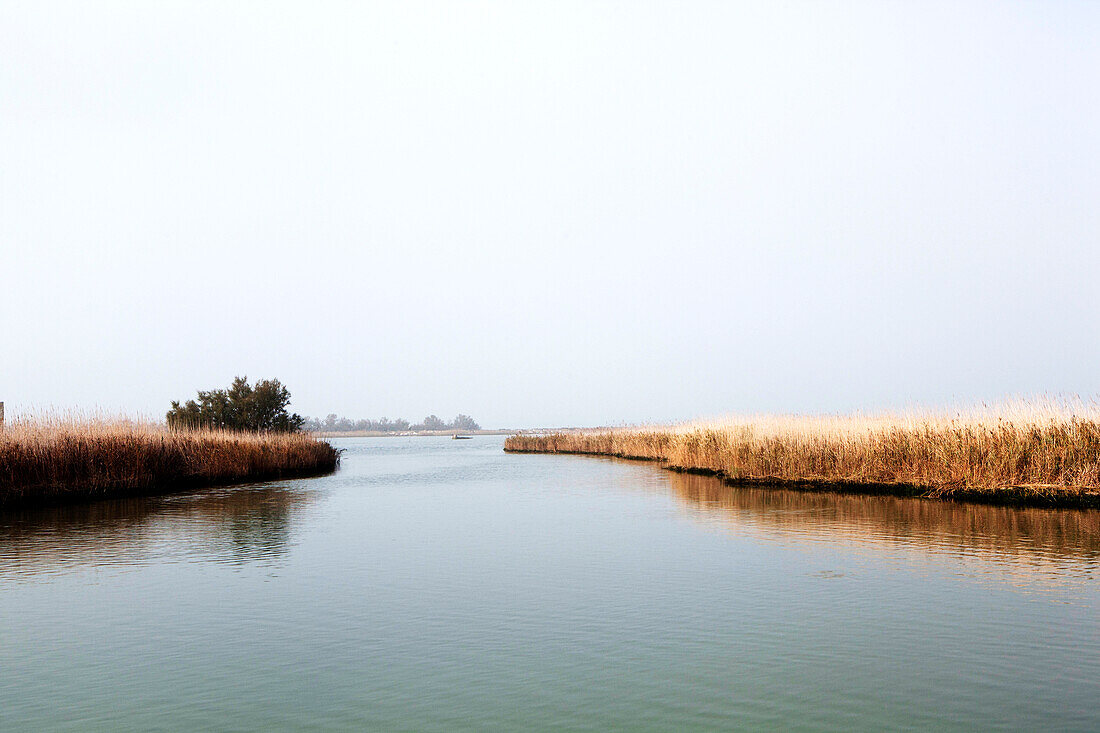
[504,398,1100,507]
[0,414,339,508]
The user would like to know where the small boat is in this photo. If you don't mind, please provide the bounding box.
[452,434,473,440]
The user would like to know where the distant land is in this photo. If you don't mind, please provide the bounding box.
[311,428,515,438]
[310,427,590,438]
[303,413,480,433]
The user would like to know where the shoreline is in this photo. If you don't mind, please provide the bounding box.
[0,463,340,511]
[1,423,340,510]
[504,422,1100,510]
[505,447,1100,509]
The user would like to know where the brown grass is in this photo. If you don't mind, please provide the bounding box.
[0,415,339,508]
[504,399,1100,508]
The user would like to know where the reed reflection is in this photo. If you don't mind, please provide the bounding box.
[0,483,315,577]
[668,472,1100,574]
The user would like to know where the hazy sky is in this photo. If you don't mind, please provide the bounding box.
[2,1,1098,427]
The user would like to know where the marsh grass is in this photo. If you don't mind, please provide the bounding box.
[504,399,1100,507]
[0,414,339,508]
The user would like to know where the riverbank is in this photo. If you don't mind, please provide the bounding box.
[0,418,339,508]
[504,404,1100,508]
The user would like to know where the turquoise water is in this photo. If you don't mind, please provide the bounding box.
[2,436,1098,731]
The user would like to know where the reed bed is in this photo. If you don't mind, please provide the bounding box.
[0,415,339,508]
[504,399,1100,508]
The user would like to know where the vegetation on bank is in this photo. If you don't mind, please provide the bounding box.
[504,400,1100,508]
[167,376,304,432]
[303,413,481,433]
[0,417,339,508]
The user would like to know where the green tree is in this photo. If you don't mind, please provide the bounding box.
[167,376,304,432]
[421,414,446,430]
[451,414,480,431]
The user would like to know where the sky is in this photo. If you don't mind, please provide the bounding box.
[2,1,1099,428]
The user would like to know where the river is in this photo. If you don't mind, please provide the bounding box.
[2,436,1098,731]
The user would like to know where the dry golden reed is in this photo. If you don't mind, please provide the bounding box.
[505,398,1100,507]
[0,414,339,507]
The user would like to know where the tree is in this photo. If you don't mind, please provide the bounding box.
[451,414,481,431]
[247,379,303,432]
[421,415,446,431]
[167,376,304,432]
[300,414,467,433]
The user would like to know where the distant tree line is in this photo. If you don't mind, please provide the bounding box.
[303,413,481,432]
[167,377,304,432]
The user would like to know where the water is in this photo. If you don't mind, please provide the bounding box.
[2,436,1099,731]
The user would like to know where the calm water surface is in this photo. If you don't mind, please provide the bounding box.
[2,436,1099,731]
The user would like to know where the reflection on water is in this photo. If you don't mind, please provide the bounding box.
[669,471,1100,586]
[0,483,314,578]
